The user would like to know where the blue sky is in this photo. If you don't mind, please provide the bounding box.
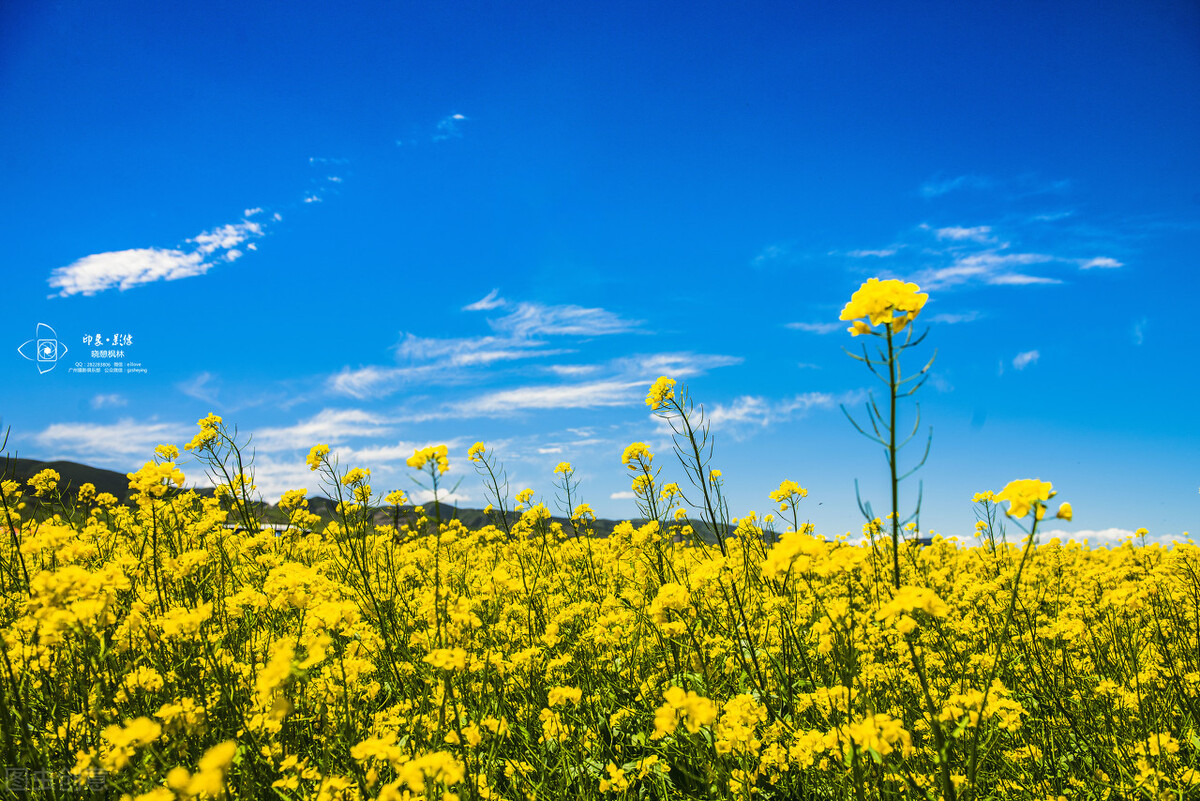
[3,0,1198,543]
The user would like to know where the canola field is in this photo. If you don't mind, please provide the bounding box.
[2,280,1196,801]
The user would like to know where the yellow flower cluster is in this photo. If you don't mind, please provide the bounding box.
[652,686,717,739]
[27,468,60,497]
[839,277,928,336]
[183,413,223,452]
[621,442,652,468]
[126,461,185,500]
[995,478,1055,519]
[645,375,676,409]
[408,444,450,473]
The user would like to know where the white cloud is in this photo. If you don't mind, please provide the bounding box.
[927,311,980,324]
[328,298,643,399]
[538,447,563,454]
[618,352,742,378]
[704,391,857,434]
[916,251,1060,290]
[1079,257,1123,269]
[49,217,266,297]
[1012,350,1039,370]
[464,289,506,311]
[446,379,645,418]
[1038,527,1150,545]
[177,372,220,405]
[1133,317,1147,346]
[546,364,600,377]
[251,408,393,453]
[433,113,469,141]
[490,301,640,339]
[303,195,321,203]
[610,491,636,500]
[751,244,790,267]
[785,321,844,335]
[919,175,991,197]
[845,248,898,258]
[987,273,1061,286]
[90,393,127,409]
[35,419,190,460]
[190,220,263,255]
[326,365,405,400]
[934,225,994,243]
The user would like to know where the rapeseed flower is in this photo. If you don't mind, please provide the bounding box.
[839,277,928,335]
[995,478,1056,519]
[645,376,676,409]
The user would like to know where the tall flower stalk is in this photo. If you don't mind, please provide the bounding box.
[839,278,936,588]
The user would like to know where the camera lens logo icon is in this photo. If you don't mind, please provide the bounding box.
[18,323,69,374]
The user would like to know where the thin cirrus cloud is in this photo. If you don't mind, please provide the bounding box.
[703,390,865,435]
[328,293,644,400]
[400,352,742,421]
[785,321,845,335]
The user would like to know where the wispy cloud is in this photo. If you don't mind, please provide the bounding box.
[926,311,981,324]
[90,393,127,409]
[610,491,636,500]
[751,244,791,268]
[1079,257,1123,269]
[933,225,995,244]
[328,296,643,399]
[785,321,844,334]
[1012,350,1039,370]
[433,113,469,142]
[177,372,220,405]
[704,391,863,436]
[919,175,992,198]
[250,408,393,452]
[392,351,740,421]
[845,248,899,258]
[35,419,191,460]
[1133,317,1148,345]
[464,289,506,311]
[914,251,1062,290]
[49,215,267,297]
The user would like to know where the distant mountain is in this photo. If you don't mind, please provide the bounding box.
[3,456,726,541]
[7,458,134,500]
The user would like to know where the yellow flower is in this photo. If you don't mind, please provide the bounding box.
[1056,502,1072,521]
[467,442,486,462]
[340,467,371,486]
[184,413,223,451]
[279,489,308,511]
[306,444,330,471]
[839,277,928,336]
[645,376,676,410]
[27,468,60,497]
[154,443,180,461]
[409,445,450,474]
[547,686,583,707]
[621,442,652,468]
[385,490,408,506]
[995,479,1056,519]
[553,461,573,475]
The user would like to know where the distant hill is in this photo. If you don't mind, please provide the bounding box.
[2,457,726,541]
[7,458,134,500]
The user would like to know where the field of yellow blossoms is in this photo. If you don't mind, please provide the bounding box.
[2,280,1197,801]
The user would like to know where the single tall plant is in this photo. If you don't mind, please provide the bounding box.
[839,278,936,588]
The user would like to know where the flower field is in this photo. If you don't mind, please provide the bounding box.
[2,281,1197,800]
